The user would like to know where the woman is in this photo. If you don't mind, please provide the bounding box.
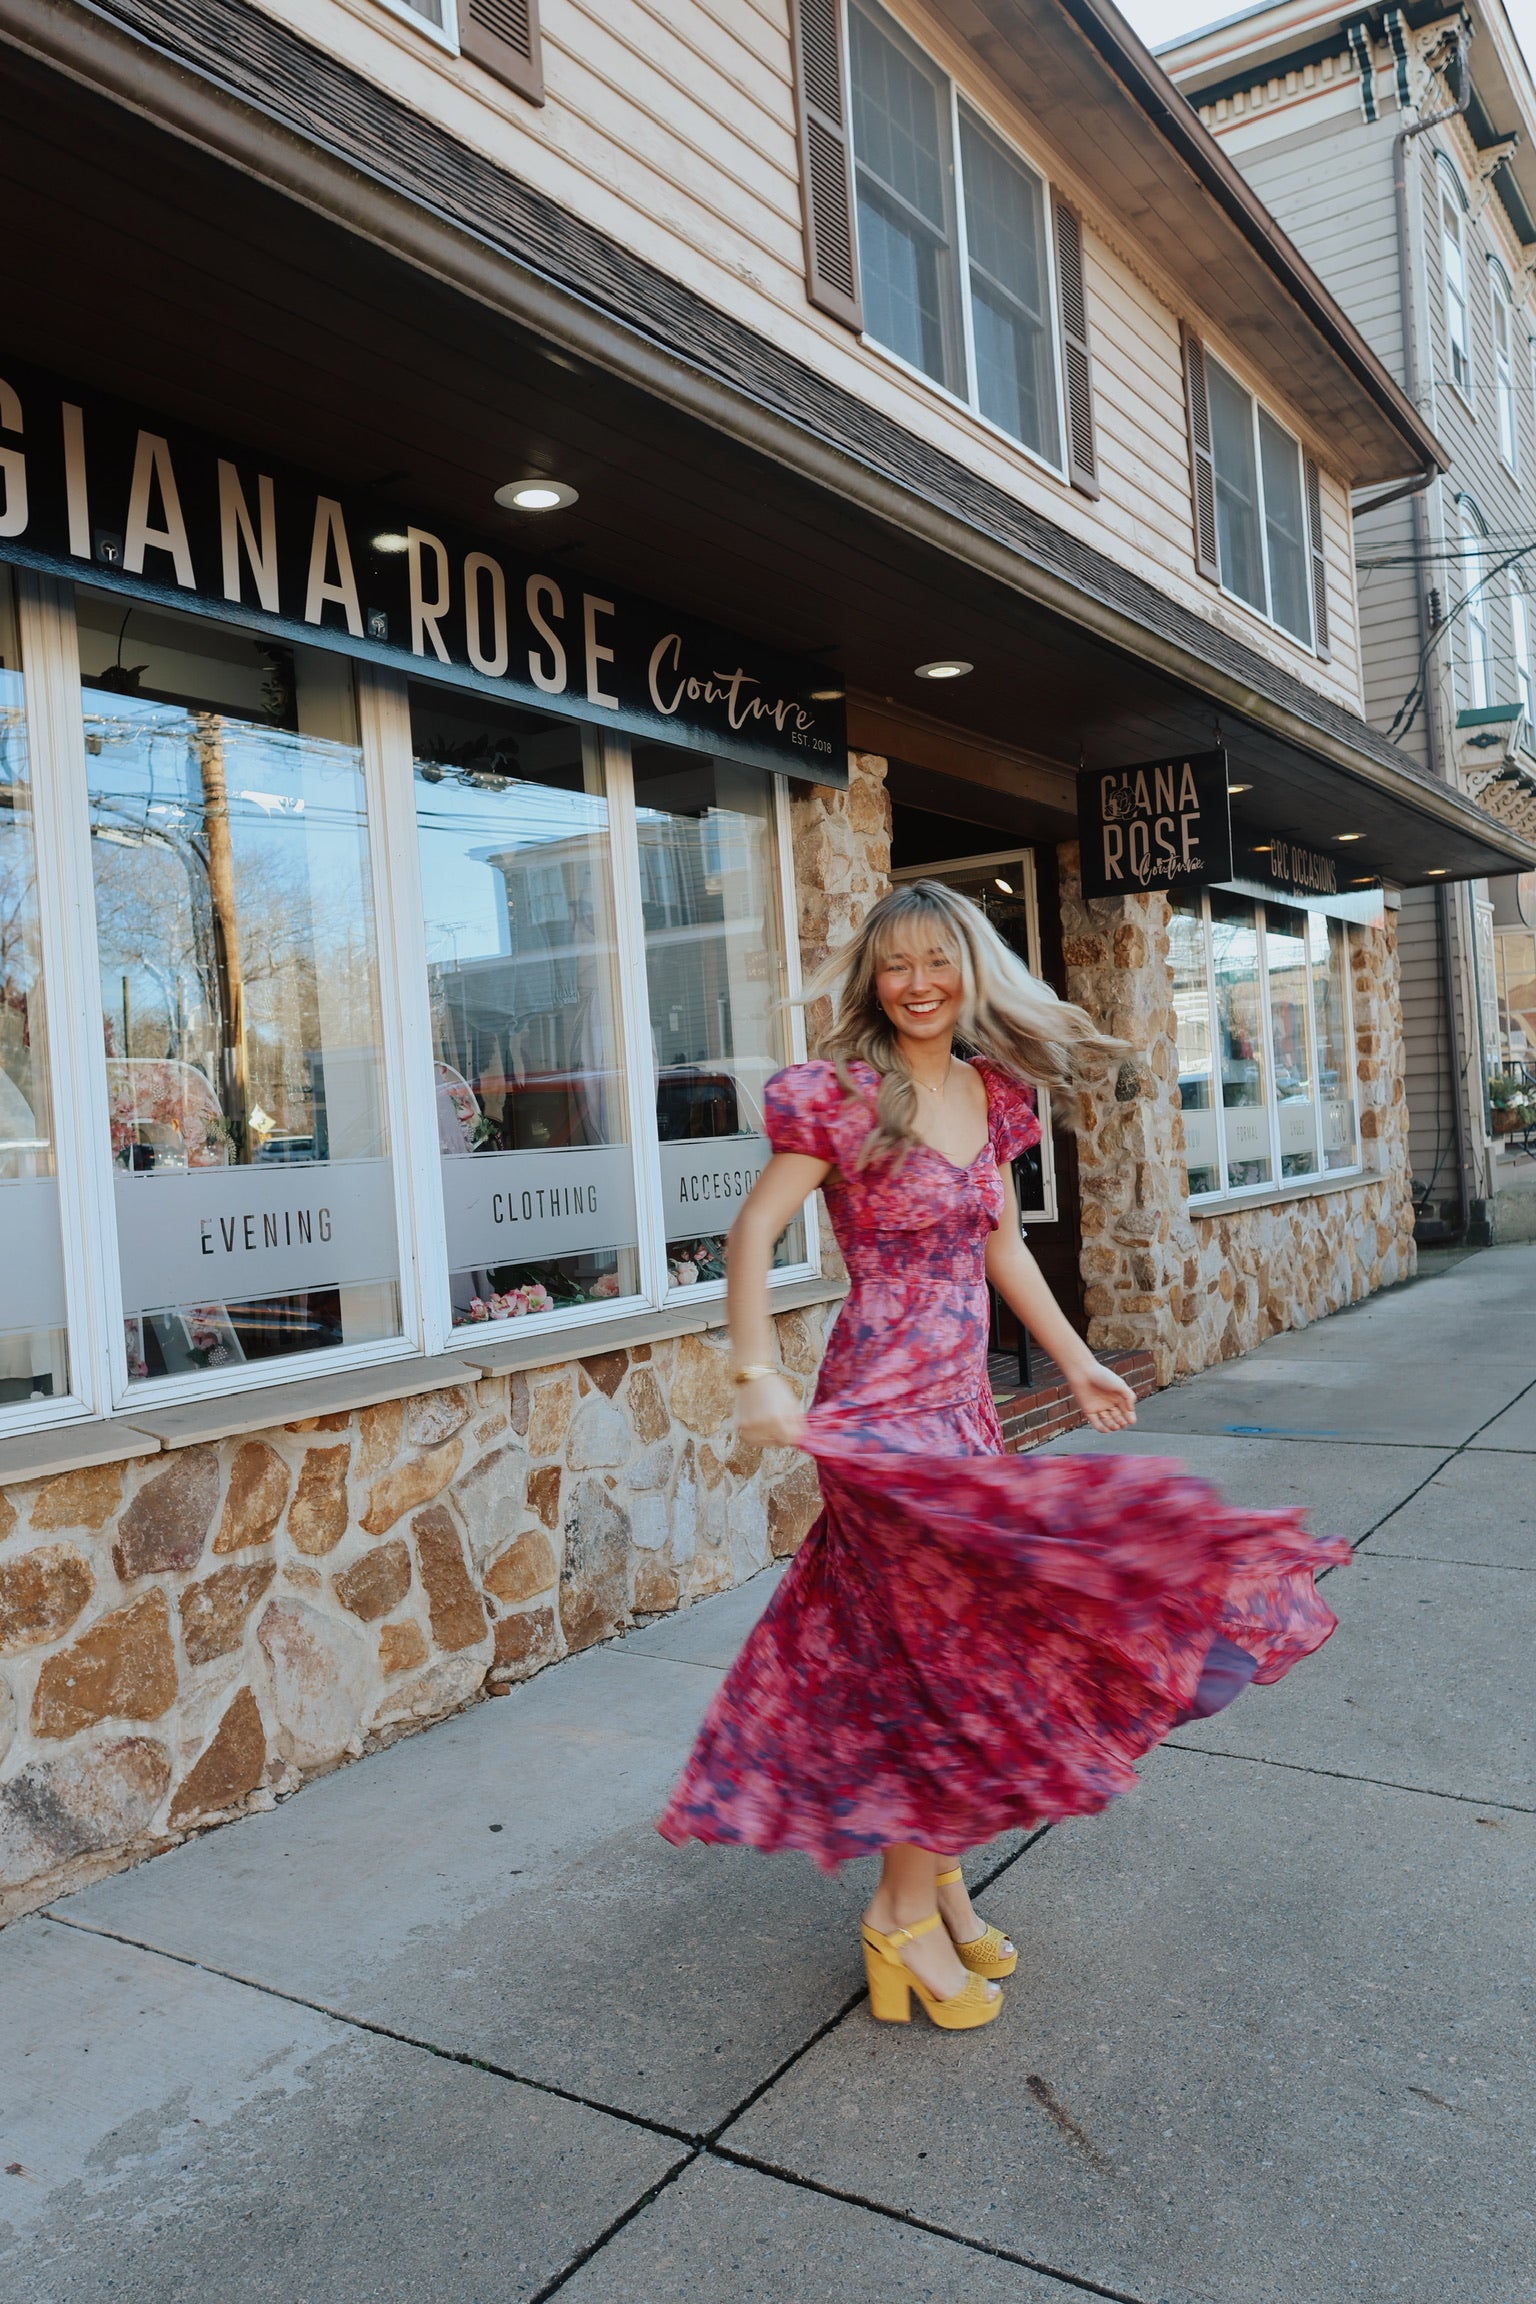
[658,882,1345,2033]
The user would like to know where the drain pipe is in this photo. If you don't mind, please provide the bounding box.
[1392,21,1473,1234]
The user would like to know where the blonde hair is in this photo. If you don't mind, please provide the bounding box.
[807,879,1121,1170]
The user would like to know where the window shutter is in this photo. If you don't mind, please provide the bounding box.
[459,0,544,105]
[1182,324,1220,583]
[1053,198,1098,498]
[1305,457,1331,659]
[790,0,864,331]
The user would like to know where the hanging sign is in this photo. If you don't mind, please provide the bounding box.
[0,355,848,785]
[1077,750,1233,898]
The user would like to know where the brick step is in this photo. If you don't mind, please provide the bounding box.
[990,1347,1157,1453]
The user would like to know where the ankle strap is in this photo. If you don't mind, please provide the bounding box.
[935,1866,963,1888]
[881,1911,941,1949]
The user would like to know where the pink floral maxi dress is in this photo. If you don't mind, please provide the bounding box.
[657,1059,1347,1871]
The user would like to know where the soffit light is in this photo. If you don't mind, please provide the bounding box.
[994,877,1013,893]
[1227,781,1251,793]
[914,659,972,680]
[1252,843,1273,853]
[1336,832,1366,842]
[495,478,580,512]
[810,687,845,701]
[371,532,410,553]
[1427,867,1448,876]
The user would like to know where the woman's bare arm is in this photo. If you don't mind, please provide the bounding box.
[985,1165,1137,1433]
[725,1151,830,1447]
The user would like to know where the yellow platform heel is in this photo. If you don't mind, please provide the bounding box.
[861,1912,1004,2030]
[936,1865,1019,1979]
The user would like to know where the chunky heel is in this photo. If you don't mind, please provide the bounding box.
[864,1940,913,2021]
[936,1865,1018,1980]
[860,1912,1003,2032]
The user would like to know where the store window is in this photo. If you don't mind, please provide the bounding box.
[79,589,402,1381]
[0,570,70,1416]
[410,682,640,1329]
[847,0,1065,470]
[1171,888,1359,1200]
[632,744,803,1289]
[1495,928,1536,1065]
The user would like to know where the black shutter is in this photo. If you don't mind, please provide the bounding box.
[1305,456,1331,658]
[1182,324,1221,583]
[460,0,543,104]
[791,0,864,330]
[1054,197,1098,498]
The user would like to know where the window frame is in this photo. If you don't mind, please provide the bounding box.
[1490,258,1519,473]
[1460,500,1493,712]
[1176,886,1362,1208]
[1203,350,1317,652]
[1439,158,1474,405]
[376,0,460,54]
[1509,571,1535,723]
[0,585,823,1431]
[845,0,1071,481]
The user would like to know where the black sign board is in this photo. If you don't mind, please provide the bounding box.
[1077,750,1234,898]
[0,355,848,783]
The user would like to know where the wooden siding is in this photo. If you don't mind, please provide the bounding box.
[264,0,1367,719]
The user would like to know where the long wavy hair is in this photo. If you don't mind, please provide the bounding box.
[807,880,1121,1171]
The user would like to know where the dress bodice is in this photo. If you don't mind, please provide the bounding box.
[764,1058,1041,1418]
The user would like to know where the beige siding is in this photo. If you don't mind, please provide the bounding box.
[1398,884,1453,1196]
[269,0,1367,721]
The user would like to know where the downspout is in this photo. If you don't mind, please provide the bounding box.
[1392,20,1472,1233]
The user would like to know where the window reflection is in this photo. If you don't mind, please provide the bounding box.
[633,744,803,1285]
[0,570,69,1407]
[1209,891,1273,1187]
[1170,894,1218,1195]
[410,684,637,1327]
[1311,914,1357,1171]
[1265,903,1320,1178]
[79,587,400,1379]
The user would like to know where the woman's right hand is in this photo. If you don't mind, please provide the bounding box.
[736,1371,807,1450]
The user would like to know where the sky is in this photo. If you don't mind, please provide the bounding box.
[1118,0,1536,70]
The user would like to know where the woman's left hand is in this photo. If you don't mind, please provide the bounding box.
[1067,1360,1138,1433]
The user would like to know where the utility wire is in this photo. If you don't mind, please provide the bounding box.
[1385,537,1536,744]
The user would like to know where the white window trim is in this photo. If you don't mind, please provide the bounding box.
[1180,889,1363,1209]
[848,0,1070,483]
[1460,502,1493,712]
[1204,350,1317,655]
[1490,258,1519,475]
[1438,157,1474,409]
[2,581,820,1434]
[374,0,460,55]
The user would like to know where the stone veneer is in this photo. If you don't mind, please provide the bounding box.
[0,1312,835,1918]
[1058,842,1415,1381]
[0,753,895,1918]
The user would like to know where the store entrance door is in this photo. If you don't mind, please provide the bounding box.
[889,848,1086,1381]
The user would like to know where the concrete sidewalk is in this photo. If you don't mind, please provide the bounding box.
[2,1246,1533,2304]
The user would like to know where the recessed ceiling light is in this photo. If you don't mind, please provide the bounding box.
[1227,781,1251,794]
[810,687,845,701]
[914,659,973,680]
[371,532,410,553]
[1427,867,1447,876]
[994,877,1013,893]
[1336,832,1365,842]
[1350,875,1376,884]
[1252,843,1272,853]
[495,479,579,512]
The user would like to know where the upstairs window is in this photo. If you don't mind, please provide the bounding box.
[791,0,1097,492]
[1491,260,1518,471]
[1512,573,1536,721]
[1183,336,1318,649]
[1440,164,1472,399]
[1461,505,1492,709]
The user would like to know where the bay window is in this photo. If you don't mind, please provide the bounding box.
[1172,888,1360,1201]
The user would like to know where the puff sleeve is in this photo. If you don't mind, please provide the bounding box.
[763,1062,844,1162]
[983,1067,1043,1163]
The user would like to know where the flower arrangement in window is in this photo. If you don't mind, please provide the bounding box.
[1488,1075,1536,1135]
[668,1236,727,1287]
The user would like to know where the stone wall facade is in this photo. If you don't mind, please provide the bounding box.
[1059,843,1415,1382]
[0,1311,834,1919]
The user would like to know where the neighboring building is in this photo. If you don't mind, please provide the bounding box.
[0,0,1523,1909]
[1162,0,1536,1240]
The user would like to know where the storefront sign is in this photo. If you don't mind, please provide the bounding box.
[1077,751,1233,898]
[441,1144,637,1271]
[0,356,848,784]
[114,1157,399,1314]
[659,1134,771,1233]
[0,1179,67,1334]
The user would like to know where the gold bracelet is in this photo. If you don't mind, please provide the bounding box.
[731,1363,776,1386]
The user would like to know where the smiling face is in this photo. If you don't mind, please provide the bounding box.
[873,928,966,1050]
